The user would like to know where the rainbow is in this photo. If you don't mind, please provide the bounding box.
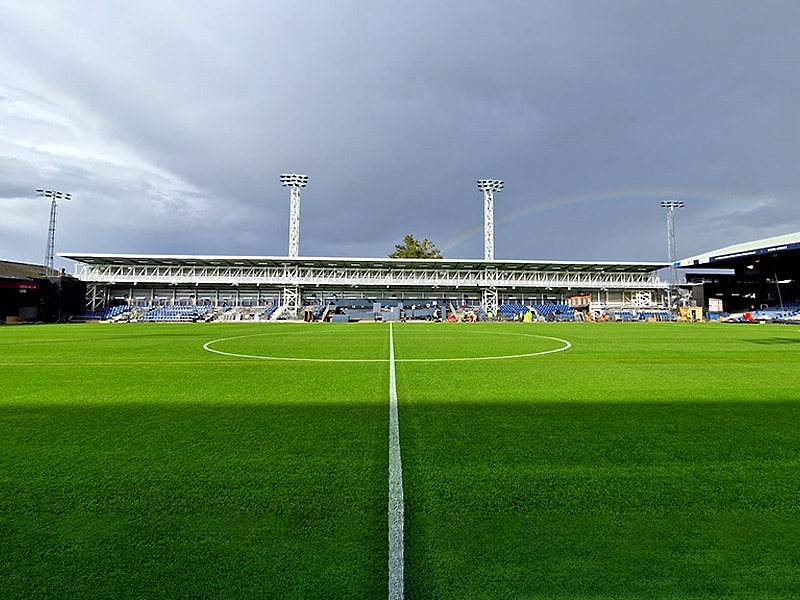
[440,187,782,255]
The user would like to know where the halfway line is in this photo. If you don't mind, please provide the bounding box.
[388,323,404,600]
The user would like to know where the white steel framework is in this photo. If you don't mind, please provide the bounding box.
[61,253,670,313]
[36,189,71,276]
[277,285,300,320]
[477,179,503,261]
[281,174,308,258]
[482,287,499,317]
[661,200,684,269]
[661,200,685,304]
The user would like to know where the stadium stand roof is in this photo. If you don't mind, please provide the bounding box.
[677,231,800,271]
[0,259,47,280]
[60,253,667,274]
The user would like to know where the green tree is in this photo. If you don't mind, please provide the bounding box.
[389,234,442,259]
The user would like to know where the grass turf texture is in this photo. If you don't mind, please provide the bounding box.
[1,322,799,598]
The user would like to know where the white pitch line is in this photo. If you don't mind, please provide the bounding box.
[202,332,571,363]
[388,322,404,600]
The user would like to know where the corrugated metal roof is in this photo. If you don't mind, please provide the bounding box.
[0,260,47,280]
[677,232,800,267]
[59,253,667,273]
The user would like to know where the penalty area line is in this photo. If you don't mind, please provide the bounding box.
[388,322,404,600]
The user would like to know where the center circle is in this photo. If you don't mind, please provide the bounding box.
[202,328,571,362]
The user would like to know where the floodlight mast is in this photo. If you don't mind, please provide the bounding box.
[280,174,308,258]
[661,200,685,302]
[36,189,71,276]
[661,200,684,268]
[476,179,503,261]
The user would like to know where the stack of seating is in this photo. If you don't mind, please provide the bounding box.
[137,305,214,322]
[213,302,280,321]
[84,305,132,321]
[638,310,677,321]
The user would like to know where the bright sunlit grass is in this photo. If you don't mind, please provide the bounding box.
[1,321,799,598]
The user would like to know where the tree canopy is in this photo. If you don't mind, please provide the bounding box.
[389,234,442,259]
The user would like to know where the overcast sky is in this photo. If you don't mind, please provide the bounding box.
[2,1,799,271]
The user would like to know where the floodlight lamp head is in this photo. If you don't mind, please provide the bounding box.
[280,173,309,188]
[36,188,71,201]
[660,200,684,209]
[477,179,503,192]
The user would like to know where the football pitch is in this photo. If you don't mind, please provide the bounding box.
[2,321,799,599]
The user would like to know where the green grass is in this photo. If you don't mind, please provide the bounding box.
[1,321,800,598]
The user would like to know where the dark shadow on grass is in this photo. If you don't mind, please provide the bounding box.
[5,400,800,599]
[401,400,800,600]
[747,336,800,345]
[0,403,388,600]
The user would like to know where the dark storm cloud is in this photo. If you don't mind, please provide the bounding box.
[1,1,798,268]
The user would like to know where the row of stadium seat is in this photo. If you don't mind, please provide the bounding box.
[87,302,683,323]
[84,305,131,320]
[215,301,280,321]
[749,303,800,322]
[606,310,677,322]
[86,304,218,322]
[497,304,678,322]
[497,303,577,321]
[531,304,576,320]
[137,306,215,322]
[498,303,528,317]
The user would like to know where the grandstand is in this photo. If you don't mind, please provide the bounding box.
[59,253,671,322]
[678,231,800,317]
[58,231,800,323]
[3,229,792,324]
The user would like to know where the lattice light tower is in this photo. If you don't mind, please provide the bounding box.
[661,201,685,304]
[476,179,503,261]
[280,173,308,258]
[477,179,503,319]
[661,201,684,268]
[36,189,71,276]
